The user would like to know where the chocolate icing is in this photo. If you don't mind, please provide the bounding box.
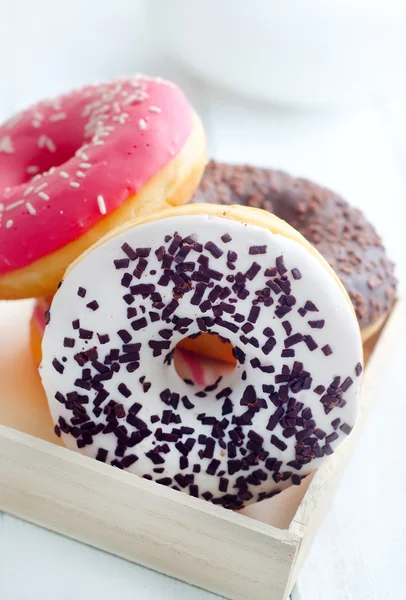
[193,161,397,331]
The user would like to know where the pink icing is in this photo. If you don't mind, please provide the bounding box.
[0,76,193,275]
[176,347,206,387]
[33,298,50,332]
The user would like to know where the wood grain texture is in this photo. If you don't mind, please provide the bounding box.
[0,424,299,600]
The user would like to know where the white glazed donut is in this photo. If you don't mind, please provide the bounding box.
[40,204,363,509]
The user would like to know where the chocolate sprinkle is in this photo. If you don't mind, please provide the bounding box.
[340,423,352,435]
[52,358,64,374]
[192,160,397,331]
[121,242,137,261]
[249,245,267,255]
[79,328,93,340]
[45,210,363,512]
[86,300,99,311]
[114,258,130,269]
[131,317,148,331]
[204,241,223,258]
[271,435,288,451]
[308,320,325,329]
[96,448,108,462]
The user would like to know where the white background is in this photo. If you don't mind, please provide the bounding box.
[0,2,405,599]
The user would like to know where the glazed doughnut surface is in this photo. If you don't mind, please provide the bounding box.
[193,161,397,337]
[41,207,362,509]
[0,75,193,275]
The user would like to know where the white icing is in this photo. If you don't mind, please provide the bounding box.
[40,214,362,508]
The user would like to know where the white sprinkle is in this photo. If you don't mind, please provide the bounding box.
[123,91,148,106]
[23,186,34,197]
[113,101,121,113]
[32,174,42,182]
[0,203,4,212]
[34,182,48,193]
[148,105,162,113]
[79,162,91,169]
[32,120,42,128]
[38,191,50,201]
[70,181,80,188]
[6,200,24,211]
[97,195,106,214]
[93,140,104,146]
[59,171,69,179]
[51,99,62,111]
[5,114,22,130]
[113,112,129,125]
[26,165,39,174]
[48,166,56,175]
[138,118,147,130]
[6,219,13,229]
[76,171,86,178]
[49,112,67,122]
[38,134,56,153]
[123,94,139,105]
[0,135,14,154]
[95,105,110,115]
[26,202,36,215]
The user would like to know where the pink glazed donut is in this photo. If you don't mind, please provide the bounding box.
[0,75,206,299]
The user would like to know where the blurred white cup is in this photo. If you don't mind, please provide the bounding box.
[156,0,406,107]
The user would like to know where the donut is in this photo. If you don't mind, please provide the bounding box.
[40,204,362,509]
[31,297,236,380]
[0,75,206,299]
[193,161,397,341]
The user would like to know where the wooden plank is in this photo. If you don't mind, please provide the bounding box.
[0,425,299,600]
[286,297,405,595]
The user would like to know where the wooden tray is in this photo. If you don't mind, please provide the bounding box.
[0,297,402,600]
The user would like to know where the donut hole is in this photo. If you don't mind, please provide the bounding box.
[22,143,81,185]
[173,333,236,387]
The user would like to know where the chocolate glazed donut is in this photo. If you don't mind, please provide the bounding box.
[193,161,397,341]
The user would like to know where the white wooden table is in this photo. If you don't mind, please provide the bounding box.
[1,7,406,598]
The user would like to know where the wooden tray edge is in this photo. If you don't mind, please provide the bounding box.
[286,295,405,594]
[0,422,299,600]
